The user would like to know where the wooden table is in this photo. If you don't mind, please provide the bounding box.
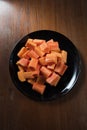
[0,0,87,130]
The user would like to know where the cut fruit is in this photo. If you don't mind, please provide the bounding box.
[29,50,39,59]
[23,71,37,79]
[46,72,61,86]
[28,58,38,70]
[16,58,29,67]
[39,57,47,66]
[51,51,62,58]
[34,46,45,57]
[25,39,36,49]
[61,50,67,63]
[39,42,49,53]
[17,71,26,82]
[45,53,57,64]
[54,59,68,75]
[25,38,33,47]
[33,39,45,46]
[18,65,24,72]
[32,82,46,95]
[47,40,60,51]
[16,38,68,95]
[21,50,30,59]
[47,64,55,70]
[17,47,27,58]
[40,66,52,78]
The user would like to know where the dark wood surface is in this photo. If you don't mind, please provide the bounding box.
[0,0,87,130]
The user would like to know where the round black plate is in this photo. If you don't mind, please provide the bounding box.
[9,30,81,101]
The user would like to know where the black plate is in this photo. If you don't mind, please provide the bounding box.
[9,30,81,101]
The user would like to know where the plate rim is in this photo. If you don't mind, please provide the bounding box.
[9,30,81,101]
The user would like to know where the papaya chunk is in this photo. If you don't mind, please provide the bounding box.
[16,58,29,67]
[16,38,68,95]
[28,58,38,70]
[46,72,61,86]
[40,66,52,78]
[32,82,46,95]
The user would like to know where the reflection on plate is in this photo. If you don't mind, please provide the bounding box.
[9,30,81,101]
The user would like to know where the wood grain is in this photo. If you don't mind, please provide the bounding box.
[0,0,87,130]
